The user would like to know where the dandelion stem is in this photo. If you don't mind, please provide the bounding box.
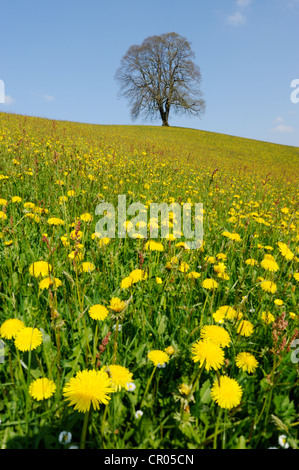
[140,366,157,408]
[80,409,90,449]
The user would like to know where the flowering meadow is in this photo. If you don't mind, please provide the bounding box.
[0,111,298,449]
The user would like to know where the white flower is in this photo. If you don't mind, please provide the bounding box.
[58,431,72,445]
[135,410,143,419]
[157,362,166,369]
[278,435,289,449]
[127,382,136,392]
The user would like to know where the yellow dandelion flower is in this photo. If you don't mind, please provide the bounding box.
[235,352,259,374]
[144,240,164,251]
[178,383,192,395]
[89,304,109,321]
[63,369,114,413]
[102,365,133,391]
[293,273,299,282]
[129,269,148,283]
[261,311,275,324]
[109,297,125,312]
[39,277,62,290]
[11,196,22,203]
[48,217,64,226]
[147,350,170,367]
[164,345,175,355]
[245,258,258,266]
[80,213,93,222]
[213,263,226,274]
[191,339,225,371]
[0,318,25,339]
[121,276,134,289]
[187,271,201,279]
[237,320,254,337]
[211,376,243,409]
[80,262,95,273]
[202,278,219,290]
[14,327,43,352]
[277,242,294,260]
[29,261,51,278]
[200,325,231,348]
[155,277,163,284]
[260,257,279,272]
[29,378,56,401]
[274,299,283,306]
[260,280,277,294]
[179,262,190,273]
[0,211,7,220]
[98,237,110,247]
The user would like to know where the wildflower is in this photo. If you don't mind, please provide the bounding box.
[211,376,243,409]
[129,269,148,283]
[260,280,277,294]
[14,327,43,352]
[277,242,294,260]
[237,320,254,337]
[0,211,7,220]
[213,305,238,323]
[102,365,133,391]
[109,297,125,313]
[79,262,95,273]
[155,277,163,284]
[278,435,289,449]
[39,277,62,290]
[274,299,283,306]
[213,262,226,275]
[120,276,133,289]
[261,256,279,272]
[166,256,179,269]
[48,217,64,226]
[0,318,25,339]
[29,261,51,278]
[178,262,190,273]
[98,237,110,247]
[58,196,68,205]
[89,304,109,321]
[200,325,231,348]
[68,251,84,261]
[11,196,22,203]
[80,213,93,222]
[70,229,83,240]
[202,278,218,290]
[191,339,225,371]
[58,431,72,445]
[164,345,175,355]
[135,410,143,419]
[293,273,299,282]
[235,352,259,373]
[187,271,200,279]
[144,240,164,251]
[147,350,170,367]
[67,190,75,197]
[127,382,136,392]
[178,384,192,396]
[261,311,275,325]
[63,369,114,413]
[29,378,56,401]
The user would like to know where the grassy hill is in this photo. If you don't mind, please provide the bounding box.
[0,111,298,449]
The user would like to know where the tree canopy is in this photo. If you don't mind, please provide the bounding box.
[115,32,205,127]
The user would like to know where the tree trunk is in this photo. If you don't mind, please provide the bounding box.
[160,107,169,126]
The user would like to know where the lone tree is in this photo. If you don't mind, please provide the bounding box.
[115,32,205,127]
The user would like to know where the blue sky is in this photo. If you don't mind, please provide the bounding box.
[0,0,298,146]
